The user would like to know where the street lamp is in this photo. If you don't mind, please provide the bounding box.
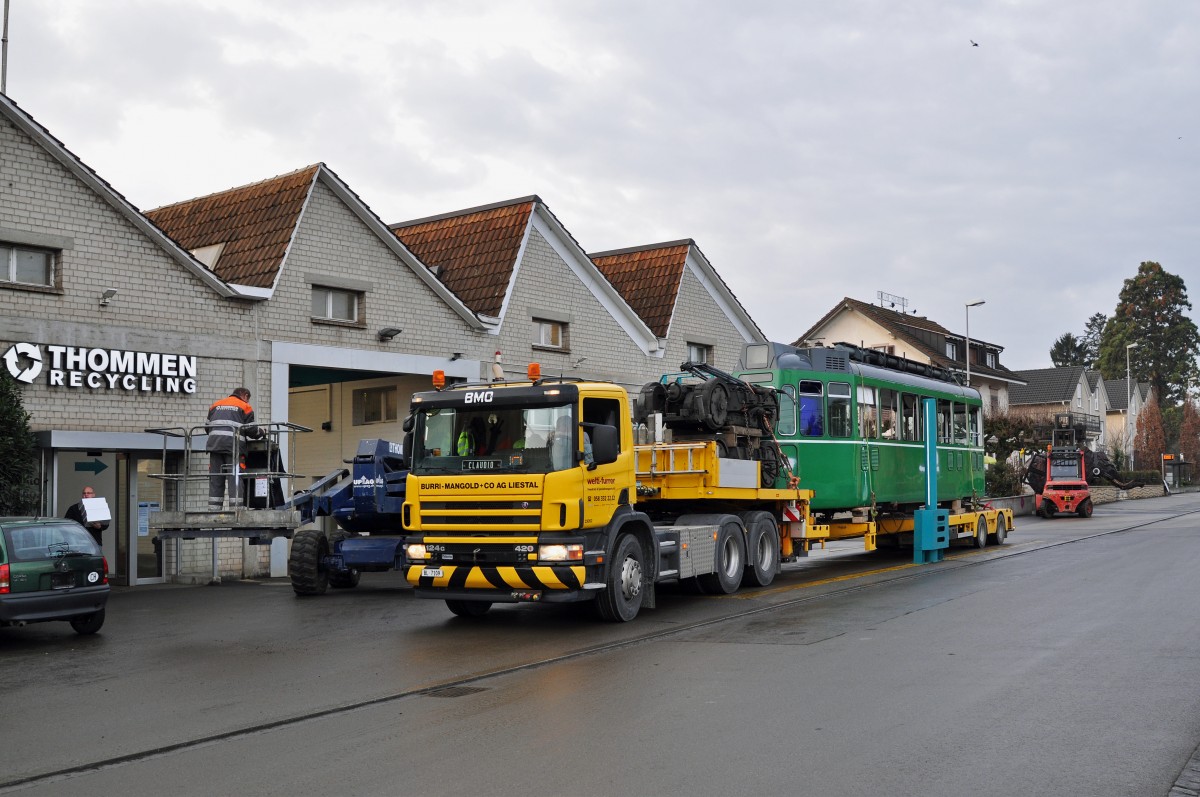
[964,299,985,387]
[1127,342,1139,469]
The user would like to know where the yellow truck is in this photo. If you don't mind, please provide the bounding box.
[401,365,814,621]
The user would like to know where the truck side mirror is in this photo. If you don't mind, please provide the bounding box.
[590,424,619,466]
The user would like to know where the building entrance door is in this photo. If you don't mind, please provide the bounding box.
[56,450,124,584]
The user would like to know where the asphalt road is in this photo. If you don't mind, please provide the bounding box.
[3,492,1199,796]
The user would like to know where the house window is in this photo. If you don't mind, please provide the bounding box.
[534,318,566,349]
[873,344,895,355]
[1075,385,1082,408]
[312,286,359,323]
[353,386,398,426]
[686,342,712,364]
[1,243,55,287]
[945,340,958,360]
[986,351,996,368]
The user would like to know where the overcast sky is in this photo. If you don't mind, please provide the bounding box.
[6,0,1198,369]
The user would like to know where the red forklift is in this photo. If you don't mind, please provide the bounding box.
[1031,446,1093,518]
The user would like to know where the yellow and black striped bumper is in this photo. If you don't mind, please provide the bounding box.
[405,563,587,592]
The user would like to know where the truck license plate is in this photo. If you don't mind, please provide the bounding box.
[421,567,443,578]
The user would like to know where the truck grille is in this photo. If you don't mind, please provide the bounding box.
[418,499,542,529]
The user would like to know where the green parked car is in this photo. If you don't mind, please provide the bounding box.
[0,517,110,635]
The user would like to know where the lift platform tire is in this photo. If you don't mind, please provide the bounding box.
[698,516,745,595]
[972,516,988,549]
[326,531,361,589]
[446,600,492,618]
[289,529,329,596]
[739,510,780,588]
[70,609,105,635]
[1077,498,1093,518]
[596,533,645,622]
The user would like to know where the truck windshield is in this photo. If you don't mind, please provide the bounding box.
[410,404,576,475]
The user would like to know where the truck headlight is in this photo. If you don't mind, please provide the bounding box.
[539,543,583,562]
[405,543,429,560]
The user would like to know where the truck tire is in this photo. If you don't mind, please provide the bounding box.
[1077,498,1093,518]
[739,511,779,587]
[698,516,745,595]
[972,516,988,549]
[326,531,361,589]
[990,519,1007,545]
[446,600,491,618]
[289,528,329,596]
[596,533,645,622]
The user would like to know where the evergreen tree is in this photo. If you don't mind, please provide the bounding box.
[0,371,40,515]
[1050,332,1086,367]
[1096,261,1200,406]
[1081,312,1107,367]
[1133,398,1166,474]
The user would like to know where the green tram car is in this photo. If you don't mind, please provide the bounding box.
[735,341,985,520]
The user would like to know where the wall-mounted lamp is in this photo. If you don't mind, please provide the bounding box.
[377,327,402,342]
[450,352,462,361]
[100,288,118,307]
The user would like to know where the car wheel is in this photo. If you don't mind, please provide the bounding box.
[70,608,105,635]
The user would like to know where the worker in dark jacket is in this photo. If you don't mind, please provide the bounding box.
[206,387,262,509]
[65,486,109,545]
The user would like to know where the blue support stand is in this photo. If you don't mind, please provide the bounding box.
[913,397,948,564]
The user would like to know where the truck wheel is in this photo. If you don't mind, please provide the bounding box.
[70,609,105,635]
[326,531,361,589]
[972,516,988,549]
[446,600,491,618]
[1077,499,1093,518]
[739,511,779,587]
[699,517,745,595]
[596,534,645,622]
[289,529,329,596]
[990,520,1007,545]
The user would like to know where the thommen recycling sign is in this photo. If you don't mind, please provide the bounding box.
[3,342,197,394]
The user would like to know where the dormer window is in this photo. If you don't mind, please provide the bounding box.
[946,340,958,360]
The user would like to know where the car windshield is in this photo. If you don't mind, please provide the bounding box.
[410,404,576,475]
[3,523,102,562]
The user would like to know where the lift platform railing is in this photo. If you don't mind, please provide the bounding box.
[143,422,312,513]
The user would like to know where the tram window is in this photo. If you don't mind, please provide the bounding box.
[879,388,899,439]
[828,382,852,438]
[857,385,877,438]
[778,385,797,436]
[937,399,952,443]
[798,381,824,436]
[953,402,968,444]
[901,393,922,441]
[968,404,982,446]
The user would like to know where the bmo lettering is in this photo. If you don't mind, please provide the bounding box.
[464,391,494,404]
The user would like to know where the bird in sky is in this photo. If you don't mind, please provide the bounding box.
[971,39,979,46]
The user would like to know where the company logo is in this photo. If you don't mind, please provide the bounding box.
[464,390,494,404]
[3,342,43,383]
[0,341,196,394]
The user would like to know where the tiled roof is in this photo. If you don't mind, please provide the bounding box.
[145,165,320,289]
[1009,366,1087,405]
[390,197,536,318]
[590,241,691,338]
